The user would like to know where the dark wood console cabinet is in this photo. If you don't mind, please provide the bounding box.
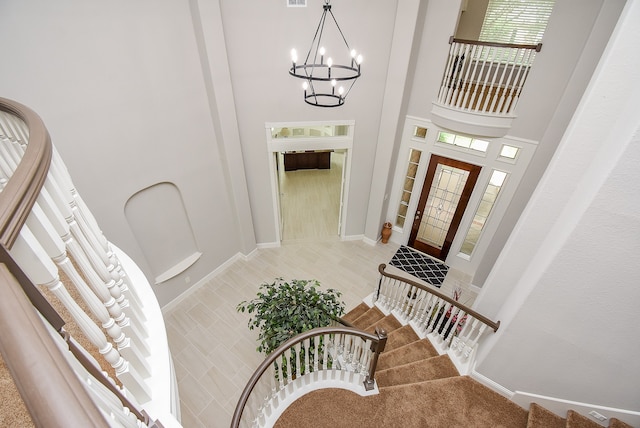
[283,150,332,171]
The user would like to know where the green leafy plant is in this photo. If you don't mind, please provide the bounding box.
[237,278,345,355]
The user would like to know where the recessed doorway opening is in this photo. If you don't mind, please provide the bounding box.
[266,121,354,243]
[277,150,345,241]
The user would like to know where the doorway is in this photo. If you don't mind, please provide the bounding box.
[408,154,481,261]
[277,150,345,241]
[266,121,354,243]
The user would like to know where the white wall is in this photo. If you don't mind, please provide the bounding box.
[474,0,640,410]
[0,0,253,306]
[441,0,625,286]
[217,0,399,243]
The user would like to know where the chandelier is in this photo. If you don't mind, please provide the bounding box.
[289,0,363,107]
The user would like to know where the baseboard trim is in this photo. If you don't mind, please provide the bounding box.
[511,391,640,427]
[256,241,281,249]
[240,247,259,260]
[469,283,482,294]
[161,251,243,312]
[470,370,515,400]
[361,236,377,246]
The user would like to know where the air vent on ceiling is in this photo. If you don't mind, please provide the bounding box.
[287,0,307,7]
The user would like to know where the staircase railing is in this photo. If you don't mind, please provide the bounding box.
[375,263,499,366]
[436,37,542,115]
[231,326,387,428]
[0,97,170,427]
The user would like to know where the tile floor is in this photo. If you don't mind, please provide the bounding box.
[162,239,476,428]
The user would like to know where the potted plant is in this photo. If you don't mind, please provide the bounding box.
[237,278,345,356]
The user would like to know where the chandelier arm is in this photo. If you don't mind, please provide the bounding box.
[308,80,320,105]
[305,8,329,67]
[341,79,358,100]
[327,9,351,51]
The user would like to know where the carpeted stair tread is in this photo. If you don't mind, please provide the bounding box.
[609,418,634,428]
[377,376,530,427]
[566,410,603,428]
[383,324,421,352]
[377,338,438,371]
[275,376,529,428]
[376,354,459,388]
[341,302,371,325]
[526,402,565,428]
[350,306,385,330]
[364,314,403,335]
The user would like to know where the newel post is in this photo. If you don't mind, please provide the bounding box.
[363,327,387,391]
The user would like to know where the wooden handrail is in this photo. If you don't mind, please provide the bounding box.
[0,97,52,249]
[0,98,157,427]
[0,264,111,428]
[231,325,386,427]
[450,36,543,52]
[378,263,500,332]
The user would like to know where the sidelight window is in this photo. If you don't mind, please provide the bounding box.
[460,170,507,257]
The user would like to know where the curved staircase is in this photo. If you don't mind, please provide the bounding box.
[274,302,634,428]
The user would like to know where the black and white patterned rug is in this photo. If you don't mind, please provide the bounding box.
[389,246,449,287]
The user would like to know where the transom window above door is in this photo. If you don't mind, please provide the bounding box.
[270,125,349,139]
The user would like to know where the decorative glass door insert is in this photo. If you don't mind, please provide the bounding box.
[409,155,481,261]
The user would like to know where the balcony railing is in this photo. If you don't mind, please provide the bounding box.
[432,37,542,137]
[0,97,179,427]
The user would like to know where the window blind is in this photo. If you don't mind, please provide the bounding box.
[479,0,554,45]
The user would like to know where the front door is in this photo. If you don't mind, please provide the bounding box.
[408,154,481,261]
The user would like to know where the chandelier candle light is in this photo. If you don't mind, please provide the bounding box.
[289,0,363,107]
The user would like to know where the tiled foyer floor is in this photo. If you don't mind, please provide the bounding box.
[162,239,476,428]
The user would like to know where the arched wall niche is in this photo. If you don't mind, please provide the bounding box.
[124,182,201,284]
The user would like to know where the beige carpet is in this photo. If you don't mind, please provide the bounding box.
[275,376,529,428]
[0,357,32,427]
[274,305,636,428]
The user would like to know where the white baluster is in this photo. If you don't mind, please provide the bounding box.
[450,43,472,107]
[487,50,508,113]
[466,45,486,111]
[444,42,464,105]
[302,338,310,383]
[313,336,320,373]
[25,203,151,377]
[510,49,536,112]
[495,48,520,113]
[294,342,302,382]
[32,182,150,350]
[285,348,293,385]
[9,228,151,402]
[418,294,438,332]
[322,334,330,371]
[50,150,144,308]
[377,277,387,309]
[437,42,457,103]
[479,47,503,112]
[39,167,147,324]
[47,328,143,428]
[459,44,480,109]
